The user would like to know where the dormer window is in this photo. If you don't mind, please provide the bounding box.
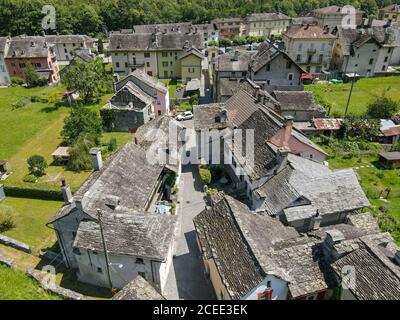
[215,116,221,123]
[136,258,144,264]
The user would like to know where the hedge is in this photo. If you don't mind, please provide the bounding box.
[3,185,64,201]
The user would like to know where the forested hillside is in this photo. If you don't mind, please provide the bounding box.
[0,0,394,37]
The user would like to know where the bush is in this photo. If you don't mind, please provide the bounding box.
[25,63,47,87]
[0,206,16,232]
[107,138,117,152]
[366,96,399,119]
[27,155,47,177]
[11,77,24,86]
[67,133,95,172]
[23,174,38,183]
[199,168,212,185]
[3,185,64,201]
[30,96,41,102]
[189,94,200,106]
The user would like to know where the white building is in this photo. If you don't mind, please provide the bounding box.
[313,5,364,29]
[194,23,219,46]
[283,25,337,74]
[245,13,292,37]
[45,34,97,61]
[0,37,11,85]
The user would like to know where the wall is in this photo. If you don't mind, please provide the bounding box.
[0,52,10,85]
[157,50,182,78]
[107,108,151,132]
[207,257,232,300]
[247,19,291,37]
[111,51,158,76]
[53,41,92,61]
[251,53,303,92]
[181,54,202,83]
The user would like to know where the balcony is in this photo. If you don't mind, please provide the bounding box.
[128,62,145,68]
[307,48,317,54]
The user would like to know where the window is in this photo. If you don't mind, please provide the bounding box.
[136,258,144,264]
[162,52,168,57]
[384,56,388,62]
[97,267,103,273]
[72,43,76,47]
[298,43,303,51]
[388,48,392,53]
[64,48,68,53]
[116,62,120,68]
[138,272,146,279]
[265,63,270,71]
[296,54,301,62]
[170,61,173,66]
[286,61,292,69]
[369,58,374,65]
[72,247,81,255]
[189,67,195,73]
[382,65,386,71]
[144,52,150,58]
[125,62,128,68]
[162,61,168,67]
[146,62,150,67]
[288,73,293,81]
[321,43,326,52]
[19,63,26,68]
[266,80,270,85]
[72,231,77,238]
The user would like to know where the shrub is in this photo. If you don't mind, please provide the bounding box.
[366,96,399,119]
[199,168,212,185]
[376,172,385,179]
[23,174,38,183]
[27,155,47,177]
[107,138,117,152]
[189,94,200,106]
[67,133,95,172]
[25,63,47,87]
[206,188,218,196]
[0,205,16,232]
[3,185,63,201]
[11,77,24,86]
[30,96,41,102]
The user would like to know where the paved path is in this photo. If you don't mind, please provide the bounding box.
[163,165,214,300]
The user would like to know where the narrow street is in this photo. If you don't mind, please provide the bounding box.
[163,164,215,300]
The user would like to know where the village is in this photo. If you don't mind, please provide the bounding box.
[0,3,400,301]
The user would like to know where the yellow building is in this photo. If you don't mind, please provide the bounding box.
[180,48,205,83]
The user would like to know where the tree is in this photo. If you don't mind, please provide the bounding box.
[61,57,111,104]
[366,96,400,119]
[24,63,47,87]
[61,107,103,145]
[67,134,96,172]
[208,40,218,47]
[232,36,247,46]
[342,114,380,140]
[27,155,47,177]
[218,38,232,48]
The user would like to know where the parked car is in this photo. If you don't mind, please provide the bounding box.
[176,111,193,121]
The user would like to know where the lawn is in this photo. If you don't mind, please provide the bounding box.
[0,264,62,300]
[0,197,63,253]
[0,86,131,192]
[305,76,400,116]
[160,79,182,98]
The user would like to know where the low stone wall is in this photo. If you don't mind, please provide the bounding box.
[26,269,89,300]
[0,253,14,267]
[0,235,31,253]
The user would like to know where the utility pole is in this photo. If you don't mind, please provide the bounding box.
[344,73,355,118]
[97,209,113,293]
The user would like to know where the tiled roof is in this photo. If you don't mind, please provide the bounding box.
[214,51,254,72]
[193,103,228,131]
[116,69,168,94]
[112,276,165,300]
[271,91,319,111]
[313,5,363,15]
[245,13,291,22]
[6,36,53,58]
[44,34,95,44]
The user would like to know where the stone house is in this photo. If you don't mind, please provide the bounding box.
[379,4,400,23]
[109,27,204,78]
[330,25,398,77]
[193,23,219,47]
[211,17,246,40]
[0,37,11,85]
[283,25,337,74]
[312,5,364,29]
[47,141,177,294]
[244,13,291,37]
[179,47,205,83]
[44,34,97,61]
[5,36,60,84]
[270,91,326,121]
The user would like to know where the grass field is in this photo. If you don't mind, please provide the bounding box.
[305,76,400,116]
[0,264,62,300]
[0,197,63,253]
[0,86,131,192]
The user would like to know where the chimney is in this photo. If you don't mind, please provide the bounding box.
[0,184,5,202]
[61,178,73,204]
[112,73,120,92]
[253,84,261,101]
[384,31,391,44]
[74,195,83,211]
[310,209,323,230]
[323,229,346,261]
[89,147,103,171]
[220,109,227,122]
[275,147,290,173]
[367,15,374,28]
[105,195,120,210]
[258,281,273,300]
[279,116,294,148]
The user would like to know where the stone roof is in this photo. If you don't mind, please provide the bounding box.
[332,242,400,300]
[379,151,400,161]
[179,47,205,60]
[245,13,291,22]
[7,36,53,58]
[48,140,164,223]
[212,17,243,24]
[105,81,154,111]
[135,115,184,172]
[194,194,331,299]
[214,51,254,72]
[109,32,204,51]
[44,34,95,44]
[193,104,229,131]
[217,78,242,99]
[132,22,193,34]
[73,211,177,261]
[271,91,319,112]
[380,4,400,13]
[112,276,165,300]
[347,213,382,234]
[284,25,337,39]
[116,69,168,94]
[193,23,219,32]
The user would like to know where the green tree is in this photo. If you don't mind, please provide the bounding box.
[67,134,96,172]
[199,168,212,185]
[366,96,400,119]
[218,38,232,48]
[62,57,111,104]
[24,63,47,87]
[61,107,103,145]
[27,155,47,177]
[232,36,247,46]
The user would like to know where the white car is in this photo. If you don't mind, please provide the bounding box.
[177,111,193,121]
